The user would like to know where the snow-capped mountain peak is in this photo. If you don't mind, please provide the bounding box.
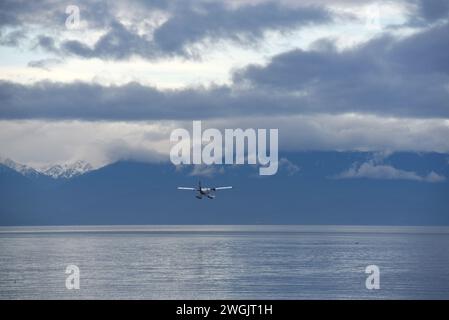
[40,160,94,179]
[0,158,93,179]
[0,157,41,178]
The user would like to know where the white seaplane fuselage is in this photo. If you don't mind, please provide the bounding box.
[177,182,232,199]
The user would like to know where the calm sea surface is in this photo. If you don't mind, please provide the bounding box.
[0,225,448,299]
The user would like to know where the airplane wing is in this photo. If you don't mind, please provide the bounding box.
[214,186,233,190]
[177,187,196,190]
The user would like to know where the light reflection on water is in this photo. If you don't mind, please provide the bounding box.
[1,225,448,299]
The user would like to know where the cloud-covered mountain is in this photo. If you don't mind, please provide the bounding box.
[1,151,448,226]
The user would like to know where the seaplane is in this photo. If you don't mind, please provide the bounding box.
[177,181,232,199]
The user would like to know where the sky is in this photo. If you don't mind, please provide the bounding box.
[0,0,448,168]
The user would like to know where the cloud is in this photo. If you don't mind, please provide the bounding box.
[54,3,331,59]
[0,29,26,46]
[0,80,304,120]
[234,22,449,118]
[189,164,225,177]
[59,20,159,60]
[2,0,446,62]
[335,159,446,182]
[151,1,331,55]
[425,171,447,182]
[214,114,449,153]
[2,115,449,168]
[0,0,118,29]
[0,119,172,167]
[279,158,300,176]
[1,0,332,60]
[2,21,447,121]
[1,0,448,163]
[2,16,449,121]
[412,0,449,24]
[103,138,167,164]
[36,35,57,51]
[0,17,449,120]
[27,58,63,70]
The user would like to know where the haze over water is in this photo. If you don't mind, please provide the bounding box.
[1,225,448,299]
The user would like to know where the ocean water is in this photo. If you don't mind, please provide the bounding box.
[0,225,448,300]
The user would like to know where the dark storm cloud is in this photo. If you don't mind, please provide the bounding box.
[234,22,449,118]
[402,0,449,28]
[151,1,331,55]
[61,21,158,60]
[0,0,53,27]
[56,2,332,59]
[36,35,57,52]
[0,0,332,60]
[1,21,447,121]
[0,0,161,55]
[0,80,304,120]
[414,0,449,23]
[2,0,448,61]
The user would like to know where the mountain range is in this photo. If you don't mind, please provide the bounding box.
[0,151,448,226]
[0,158,93,179]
